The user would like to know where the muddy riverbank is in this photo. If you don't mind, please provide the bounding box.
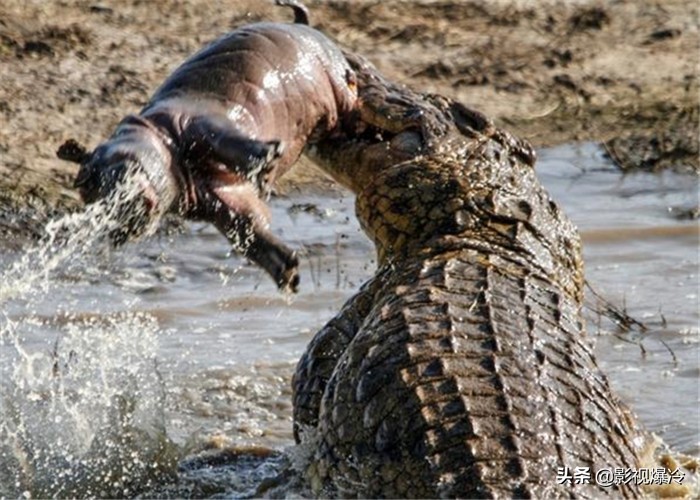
[0,0,698,235]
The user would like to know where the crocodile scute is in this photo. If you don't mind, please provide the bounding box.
[293,54,644,498]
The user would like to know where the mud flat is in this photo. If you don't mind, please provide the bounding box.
[0,0,698,235]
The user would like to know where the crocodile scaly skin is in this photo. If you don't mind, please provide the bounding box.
[294,54,643,498]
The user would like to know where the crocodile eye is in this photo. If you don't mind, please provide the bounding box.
[516,200,533,220]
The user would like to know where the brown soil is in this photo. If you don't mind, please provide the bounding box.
[0,0,698,236]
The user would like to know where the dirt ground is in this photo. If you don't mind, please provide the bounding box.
[0,0,698,236]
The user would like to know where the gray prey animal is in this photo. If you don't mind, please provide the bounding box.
[57,1,356,292]
[293,53,646,498]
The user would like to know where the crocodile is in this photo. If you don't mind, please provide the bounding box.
[292,53,645,498]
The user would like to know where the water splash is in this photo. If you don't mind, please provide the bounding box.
[0,176,179,497]
[0,177,154,303]
[0,312,179,498]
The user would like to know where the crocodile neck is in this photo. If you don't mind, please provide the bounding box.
[357,141,584,303]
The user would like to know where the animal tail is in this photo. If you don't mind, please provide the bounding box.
[274,0,309,25]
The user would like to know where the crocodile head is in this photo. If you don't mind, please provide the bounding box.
[308,51,583,301]
[307,52,495,264]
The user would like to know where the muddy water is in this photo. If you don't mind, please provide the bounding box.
[0,143,698,497]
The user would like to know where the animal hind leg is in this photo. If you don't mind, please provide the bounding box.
[203,179,299,293]
[186,115,284,195]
